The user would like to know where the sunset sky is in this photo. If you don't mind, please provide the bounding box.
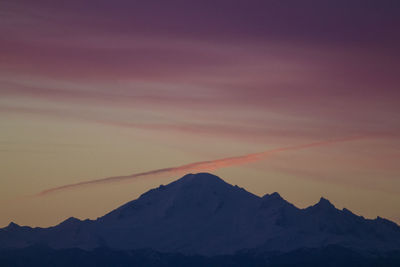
[1,0,400,227]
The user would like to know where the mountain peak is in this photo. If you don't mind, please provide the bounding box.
[135,173,229,200]
[104,172,259,223]
[58,217,81,227]
[260,192,294,211]
[170,172,257,201]
[314,197,336,209]
[169,172,236,193]
[263,192,282,200]
[6,222,20,229]
[176,173,227,185]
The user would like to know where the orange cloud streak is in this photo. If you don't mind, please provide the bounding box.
[35,136,365,196]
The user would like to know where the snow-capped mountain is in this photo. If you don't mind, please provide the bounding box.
[1,173,400,255]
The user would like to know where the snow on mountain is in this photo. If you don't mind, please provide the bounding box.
[1,173,400,255]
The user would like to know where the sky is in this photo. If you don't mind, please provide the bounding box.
[1,0,400,227]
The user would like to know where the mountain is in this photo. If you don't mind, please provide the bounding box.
[2,245,400,267]
[1,173,400,256]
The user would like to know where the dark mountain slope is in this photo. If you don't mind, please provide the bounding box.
[1,173,400,255]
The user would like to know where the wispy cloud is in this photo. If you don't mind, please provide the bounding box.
[0,104,331,143]
[36,136,365,196]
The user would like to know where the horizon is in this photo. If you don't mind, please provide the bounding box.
[1,172,363,227]
[3,171,399,229]
[1,0,400,229]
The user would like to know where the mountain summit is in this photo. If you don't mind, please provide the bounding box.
[1,173,400,255]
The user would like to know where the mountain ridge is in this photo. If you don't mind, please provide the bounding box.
[1,173,400,255]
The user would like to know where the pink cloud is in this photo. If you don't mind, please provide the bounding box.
[36,136,366,196]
